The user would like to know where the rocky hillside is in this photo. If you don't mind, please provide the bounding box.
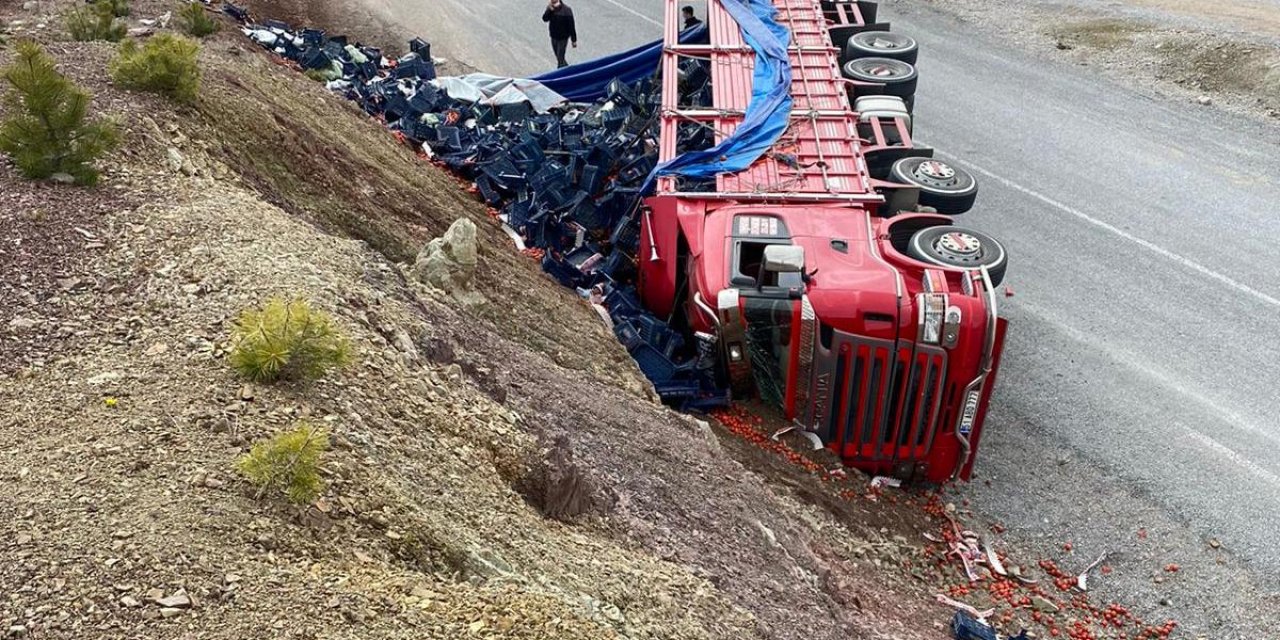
[0,2,949,639]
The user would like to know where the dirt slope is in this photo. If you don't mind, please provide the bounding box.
[0,3,946,639]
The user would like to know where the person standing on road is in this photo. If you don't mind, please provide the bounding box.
[682,6,703,30]
[542,0,578,68]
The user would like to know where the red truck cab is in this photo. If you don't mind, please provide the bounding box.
[639,0,1009,483]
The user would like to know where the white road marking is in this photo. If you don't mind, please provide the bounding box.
[1018,300,1280,490]
[1019,301,1280,449]
[591,0,664,27]
[1183,430,1280,490]
[934,151,1280,311]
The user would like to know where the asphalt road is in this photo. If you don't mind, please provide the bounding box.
[378,0,1280,635]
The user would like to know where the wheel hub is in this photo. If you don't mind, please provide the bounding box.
[911,160,959,188]
[867,64,895,77]
[935,232,982,262]
[870,37,900,49]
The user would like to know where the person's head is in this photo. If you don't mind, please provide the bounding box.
[551,0,563,7]
[682,6,694,17]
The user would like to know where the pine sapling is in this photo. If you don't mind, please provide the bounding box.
[228,298,351,383]
[0,41,120,184]
[110,33,202,103]
[177,2,220,38]
[66,2,126,42]
[236,423,329,504]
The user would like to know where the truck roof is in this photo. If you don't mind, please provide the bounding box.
[656,0,880,204]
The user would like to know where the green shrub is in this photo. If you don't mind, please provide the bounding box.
[177,2,220,38]
[229,298,351,383]
[103,0,131,17]
[66,2,126,42]
[236,423,329,504]
[110,33,201,103]
[0,41,120,185]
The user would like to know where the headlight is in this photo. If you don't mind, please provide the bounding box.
[917,293,947,344]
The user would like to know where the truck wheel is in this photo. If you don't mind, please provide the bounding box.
[907,226,1008,287]
[889,157,977,214]
[845,31,918,65]
[842,57,918,98]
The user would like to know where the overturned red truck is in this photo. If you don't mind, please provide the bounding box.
[639,0,1009,483]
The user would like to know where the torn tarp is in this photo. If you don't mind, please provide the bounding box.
[431,74,566,114]
[643,0,793,190]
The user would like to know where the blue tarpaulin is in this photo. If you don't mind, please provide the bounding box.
[645,0,793,188]
[532,25,709,102]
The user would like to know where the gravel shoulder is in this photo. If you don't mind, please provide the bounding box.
[909,0,1280,120]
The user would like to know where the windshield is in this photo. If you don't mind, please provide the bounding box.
[741,297,797,409]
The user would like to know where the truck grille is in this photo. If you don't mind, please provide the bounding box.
[812,331,947,463]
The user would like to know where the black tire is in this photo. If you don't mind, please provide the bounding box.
[889,157,977,214]
[906,226,1008,286]
[841,57,918,98]
[845,31,918,65]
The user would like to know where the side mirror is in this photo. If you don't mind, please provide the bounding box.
[762,245,805,273]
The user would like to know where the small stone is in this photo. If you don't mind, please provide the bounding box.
[8,317,38,332]
[1154,576,1165,584]
[1197,95,1213,106]
[166,148,184,173]
[16,533,32,545]
[239,385,255,401]
[145,342,170,356]
[146,588,165,602]
[224,574,241,584]
[159,607,183,618]
[7,625,27,637]
[89,371,122,385]
[49,173,75,184]
[120,596,141,608]
[1209,538,1221,549]
[1160,598,1172,606]
[22,1,37,11]
[111,530,133,540]
[203,475,226,489]
[181,283,200,295]
[157,592,192,609]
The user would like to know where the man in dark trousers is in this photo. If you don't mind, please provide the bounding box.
[682,6,703,30]
[542,0,578,68]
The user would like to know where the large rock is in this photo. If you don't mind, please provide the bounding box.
[412,218,481,303]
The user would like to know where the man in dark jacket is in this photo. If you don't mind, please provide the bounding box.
[542,0,578,68]
[682,6,703,30]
